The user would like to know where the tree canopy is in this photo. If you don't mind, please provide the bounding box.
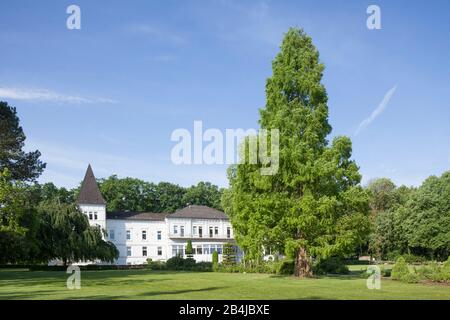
[0,101,46,181]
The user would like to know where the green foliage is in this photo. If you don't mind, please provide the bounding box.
[36,200,119,264]
[313,257,350,275]
[367,178,397,212]
[391,257,411,281]
[186,239,194,259]
[0,101,46,182]
[146,258,166,270]
[98,177,222,213]
[164,256,212,272]
[212,250,219,265]
[224,28,370,277]
[182,182,223,210]
[222,243,236,266]
[277,260,295,275]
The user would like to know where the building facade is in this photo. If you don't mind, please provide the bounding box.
[77,165,237,265]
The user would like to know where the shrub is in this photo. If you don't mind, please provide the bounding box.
[391,257,411,281]
[166,256,187,270]
[192,262,213,272]
[380,266,391,277]
[402,272,420,283]
[403,254,427,264]
[313,257,349,275]
[277,259,294,275]
[212,251,219,266]
[146,259,166,270]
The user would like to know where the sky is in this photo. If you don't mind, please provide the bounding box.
[1,0,449,189]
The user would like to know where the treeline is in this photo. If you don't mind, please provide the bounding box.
[33,177,223,213]
[366,173,450,261]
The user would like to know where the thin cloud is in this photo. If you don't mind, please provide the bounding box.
[0,87,117,104]
[127,24,186,46]
[355,85,397,136]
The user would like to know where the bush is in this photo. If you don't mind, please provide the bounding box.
[402,254,427,264]
[313,257,349,275]
[380,266,391,277]
[402,272,420,283]
[277,259,294,275]
[192,262,213,272]
[146,259,166,270]
[166,256,187,270]
[391,257,411,281]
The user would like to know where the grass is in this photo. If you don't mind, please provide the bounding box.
[0,267,449,300]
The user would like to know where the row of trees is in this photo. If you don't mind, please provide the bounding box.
[367,174,450,261]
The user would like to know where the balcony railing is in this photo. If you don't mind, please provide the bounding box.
[169,233,232,239]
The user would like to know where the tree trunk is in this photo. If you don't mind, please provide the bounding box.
[294,247,312,277]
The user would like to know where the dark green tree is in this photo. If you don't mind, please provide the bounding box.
[225,28,370,277]
[182,182,223,210]
[0,101,46,181]
[186,239,194,259]
[98,175,157,212]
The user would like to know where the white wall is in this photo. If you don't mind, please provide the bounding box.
[79,204,107,234]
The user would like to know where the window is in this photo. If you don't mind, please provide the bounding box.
[193,226,197,236]
[142,230,147,240]
[157,231,162,240]
[173,225,178,234]
[209,227,213,238]
[172,245,184,257]
[142,246,147,257]
[227,227,231,238]
[214,227,218,236]
[217,245,223,254]
[126,230,131,240]
[109,229,115,240]
[203,245,210,255]
[180,226,184,237]
[94,212,98,220]
[198,226,203,238]
[126,247,131,257]
[196,245,203,255]
[157,247,162,256]
[89,212,93,220]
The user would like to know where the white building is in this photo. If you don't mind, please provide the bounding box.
[77,165,238,265]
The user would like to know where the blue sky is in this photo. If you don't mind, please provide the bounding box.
[1,0,449,188]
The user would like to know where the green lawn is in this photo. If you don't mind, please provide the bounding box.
[0,268,449,300]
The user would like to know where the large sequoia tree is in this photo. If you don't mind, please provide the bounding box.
[224,28,370,277]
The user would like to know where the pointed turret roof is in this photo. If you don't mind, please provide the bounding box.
[76,164,106,205]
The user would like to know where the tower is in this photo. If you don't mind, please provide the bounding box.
[77,164,107,234]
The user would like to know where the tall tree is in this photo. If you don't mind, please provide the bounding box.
[225,28,369,277]
[0,101,46,181]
